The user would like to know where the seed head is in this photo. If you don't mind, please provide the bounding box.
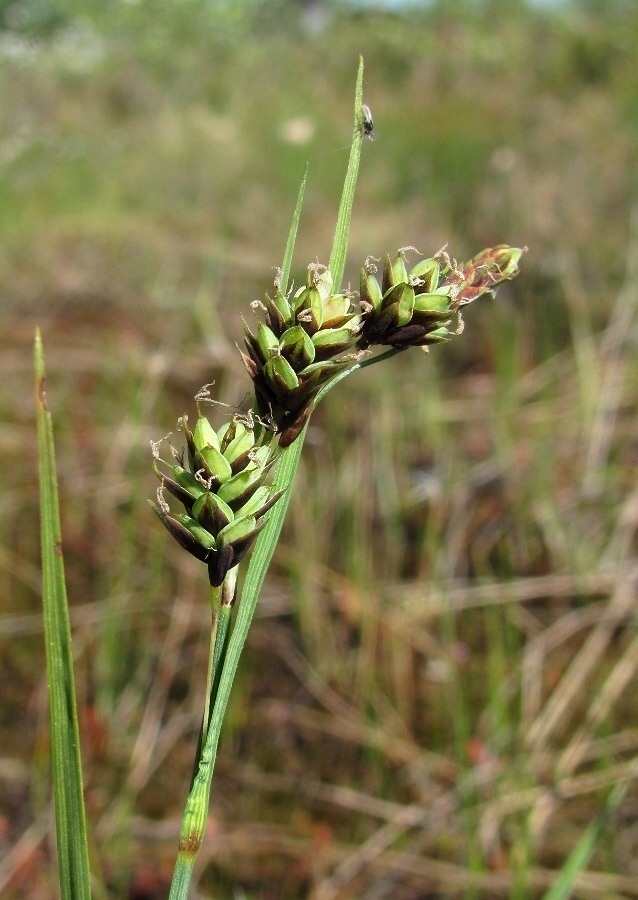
[358,245,524,350]
[150,411,284,586]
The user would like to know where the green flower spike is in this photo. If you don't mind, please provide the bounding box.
[358,244,525,351]
[150,412,284,586]
[241,263,362,447]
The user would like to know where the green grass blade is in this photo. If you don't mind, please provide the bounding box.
[35,329,92,899]
[328,55,364,292]
[542,780,628,900]
[280,162,308,295]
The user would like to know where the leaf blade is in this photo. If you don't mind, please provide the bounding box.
[35,329,92,899]
[328,55,365,292]
[280,162,308,295]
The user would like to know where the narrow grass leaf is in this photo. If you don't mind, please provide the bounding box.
[542,779,629,900]
[280,162,308,295]
[35,329,92,899]
[328,55,364,292]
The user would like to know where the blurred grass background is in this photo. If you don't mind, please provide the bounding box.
[2,0,638,897]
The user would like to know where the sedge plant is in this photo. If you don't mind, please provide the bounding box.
[35,57,568,900]
[148,59,524,898]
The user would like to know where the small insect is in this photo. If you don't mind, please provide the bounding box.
[359,103,377,142]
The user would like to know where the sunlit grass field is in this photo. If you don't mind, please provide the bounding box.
[2,1,638,897]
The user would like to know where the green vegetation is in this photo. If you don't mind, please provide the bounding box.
[3,1,638,897]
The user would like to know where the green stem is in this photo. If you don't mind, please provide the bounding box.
[313,346,404,406]
[357,346,404,370]
[188,583,221,790]
[202,584,222,737]
[171,570,237,899]
[210,571,237,721]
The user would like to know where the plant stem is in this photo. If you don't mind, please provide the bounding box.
[210,571,237,726]
[202,585,222,735]
[170,570,237,899]
[313,346,404,407]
